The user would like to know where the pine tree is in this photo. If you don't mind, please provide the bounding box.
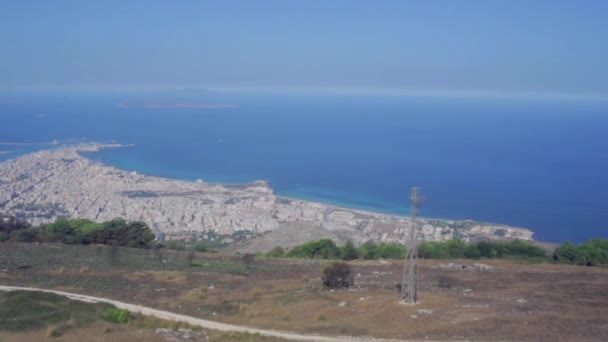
[341,241,359,260]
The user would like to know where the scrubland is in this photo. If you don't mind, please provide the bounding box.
[0,243,606,341]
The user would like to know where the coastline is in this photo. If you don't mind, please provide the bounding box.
[85,147,414,219]
[0,142,535,246]
[82,144,476,223]
[82,146,491,226]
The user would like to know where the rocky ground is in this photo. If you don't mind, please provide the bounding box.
[0,143,534,247]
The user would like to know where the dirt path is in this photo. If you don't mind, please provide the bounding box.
[0,285,417,342]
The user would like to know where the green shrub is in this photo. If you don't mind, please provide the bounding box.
[193,242,209,252]
[503,239,547,258]
[358,241,379,259]
[376,243,406,259]
[554,239,608,266]
[103,308,130,324]
[266,246,285,257]
[9,228,38,243]
[0,291,111,332]
[341,241,359,260]
[444,238,466,258]
[476,240,500,258]
[287,239,341,259]
[467,239,546,259]
[553,241,577,263]
[4,217,155,248]
[463,245,481,259]
[357,241,406,260]
[418,241,450,259]
[47,218,73,235]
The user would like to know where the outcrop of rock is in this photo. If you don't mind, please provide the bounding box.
[0,144,534,246]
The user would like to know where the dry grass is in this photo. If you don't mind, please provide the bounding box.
[0,320,170,342]
[1,243,607,341]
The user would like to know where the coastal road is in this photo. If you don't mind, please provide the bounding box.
[0,285,429,342]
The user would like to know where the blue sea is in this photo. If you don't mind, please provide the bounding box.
[1,91,607,243]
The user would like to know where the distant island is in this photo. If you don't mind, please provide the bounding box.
[0,143,533,248]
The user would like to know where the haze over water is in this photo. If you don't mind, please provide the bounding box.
[1,92,607,243]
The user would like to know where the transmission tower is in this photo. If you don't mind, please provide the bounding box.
[400,187,422,304]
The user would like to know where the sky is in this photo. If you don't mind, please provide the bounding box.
[1,1,607,95]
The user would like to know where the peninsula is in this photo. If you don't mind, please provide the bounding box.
[0,143,533,249]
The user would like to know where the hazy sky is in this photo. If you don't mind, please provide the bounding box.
[1,1,607,95]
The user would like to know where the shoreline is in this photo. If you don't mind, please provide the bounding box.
[0,142,536,244]
[79,143,538,240]
[80,144,431,219]
[82,144,497,226]
[83,145,460,222]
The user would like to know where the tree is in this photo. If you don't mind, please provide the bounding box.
[0,216,30,234]
[85,219,154,248]
[358,241,379,259]
[377,243,406,259]
[553,239,608,266]
[588,238,608,251]
[463,245,481,259]
[9,228,37,242]
[575,243,606,266]
[46,217,76,242]
[553,241,577,263]
[418,241,449,259]
[445,238,466,258]
[341,241,359,260]
[504,239,546,258]
[476,241,499,258]
[47,217,73,235]
[322,262,353,289]
[287,239,341,259]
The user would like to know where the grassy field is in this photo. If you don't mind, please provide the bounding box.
[0,290,113,332]
[0,243,607,341]
[0,290,286,342]
[0,290,176,341]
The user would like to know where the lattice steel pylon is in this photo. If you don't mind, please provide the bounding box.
[400,187,422,304]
